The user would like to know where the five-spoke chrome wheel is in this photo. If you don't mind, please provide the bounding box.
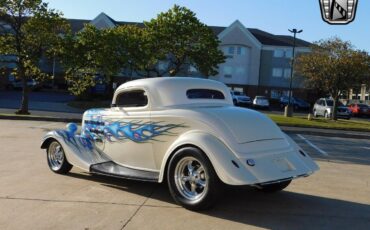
[174,157,208,202]
[47,141,64,171]
[167,147,221,210]
[46,140,73,174]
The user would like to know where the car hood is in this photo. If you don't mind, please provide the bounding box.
[199,106,284,144]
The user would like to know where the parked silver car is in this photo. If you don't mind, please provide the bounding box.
[230,91,252,106]
[253,96,270,109]
[313,98,351,119]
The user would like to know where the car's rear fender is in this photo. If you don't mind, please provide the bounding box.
[158,130,259,185]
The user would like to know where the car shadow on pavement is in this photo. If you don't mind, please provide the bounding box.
[66,172,370,229]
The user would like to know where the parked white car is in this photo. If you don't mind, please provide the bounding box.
[230,90,252,106]
[41,77,318,210]
[313,98,351,119]
[253,96,270,109]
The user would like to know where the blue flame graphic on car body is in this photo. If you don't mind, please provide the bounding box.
[55,114,185,151]
[83,119,183,143]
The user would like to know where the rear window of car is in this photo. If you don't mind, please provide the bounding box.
[186,89,225,99]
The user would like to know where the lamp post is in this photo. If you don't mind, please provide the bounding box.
[284,28,303,117]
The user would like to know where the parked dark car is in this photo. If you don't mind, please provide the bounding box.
[6,79,41,91]
[279,96,310,111]
[348,103,369,117]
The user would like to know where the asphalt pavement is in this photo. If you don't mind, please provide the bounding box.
[0,120,369,230]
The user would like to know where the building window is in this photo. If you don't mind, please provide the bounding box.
[274,49,284,58]
[285,50,293,58]
[235,67,245,75]
[228,46,235,55]
[272,68,283,78]
[237,46,246,55]
[223,66,233,78]
[284,68,291,79]
[270,90,281,99]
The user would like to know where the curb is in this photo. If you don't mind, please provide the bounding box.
[280,127,370,140]
[1,114,369,140]
[0,115,81,123]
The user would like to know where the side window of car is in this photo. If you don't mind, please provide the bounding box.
[115,90,148,107]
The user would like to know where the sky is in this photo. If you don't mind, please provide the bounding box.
[46,0,370,52]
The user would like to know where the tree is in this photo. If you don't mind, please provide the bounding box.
[296,37,370,120]
[145,5,225,77]
[61,24,152,97]
[0,0,69,114]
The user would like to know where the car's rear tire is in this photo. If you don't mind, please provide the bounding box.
[167,147,222,211]
[257,180,291,193]
[46,140,73,174]
[313,110,318,117]
[324,111,330,119]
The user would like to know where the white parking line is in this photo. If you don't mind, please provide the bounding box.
[362,147,370,150]
[297,134,329,156]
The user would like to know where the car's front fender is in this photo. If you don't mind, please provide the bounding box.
[41,130,111,171]
[158,130,258,185]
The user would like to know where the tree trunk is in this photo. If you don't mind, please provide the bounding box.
[332,96,338,121]
[17,75,30,115]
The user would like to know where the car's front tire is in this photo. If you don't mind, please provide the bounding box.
[167,147,221,211]
[46,140,73,174]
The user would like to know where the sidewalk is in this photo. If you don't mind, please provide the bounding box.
[0,108,82,123]
[0,108,369,139]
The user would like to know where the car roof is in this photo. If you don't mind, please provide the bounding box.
[114,77,233,108]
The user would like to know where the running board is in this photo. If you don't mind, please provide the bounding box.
[90,161,159,182]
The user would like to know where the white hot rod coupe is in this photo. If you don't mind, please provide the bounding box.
[41,77,319,210]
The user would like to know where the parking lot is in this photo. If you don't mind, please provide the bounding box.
[0,120,369,230]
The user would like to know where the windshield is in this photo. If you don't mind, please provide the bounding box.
[326,100,334,106]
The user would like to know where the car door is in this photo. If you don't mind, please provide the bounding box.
[103,88,156,171]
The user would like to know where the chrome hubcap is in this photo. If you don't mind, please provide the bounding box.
[174,157,208,201]
[47,142,64,171]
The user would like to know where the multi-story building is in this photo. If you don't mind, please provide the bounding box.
[0,12,331,101]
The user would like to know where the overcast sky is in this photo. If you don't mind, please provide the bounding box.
[46,0,369,52]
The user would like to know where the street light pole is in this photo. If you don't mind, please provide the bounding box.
[284,28,303,117]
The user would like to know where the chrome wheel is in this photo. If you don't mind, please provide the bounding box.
[174,157,208,202]
[47,141,65,171]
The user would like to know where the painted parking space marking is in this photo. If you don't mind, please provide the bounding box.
[297,134,329,156]
[362,147,370,150]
